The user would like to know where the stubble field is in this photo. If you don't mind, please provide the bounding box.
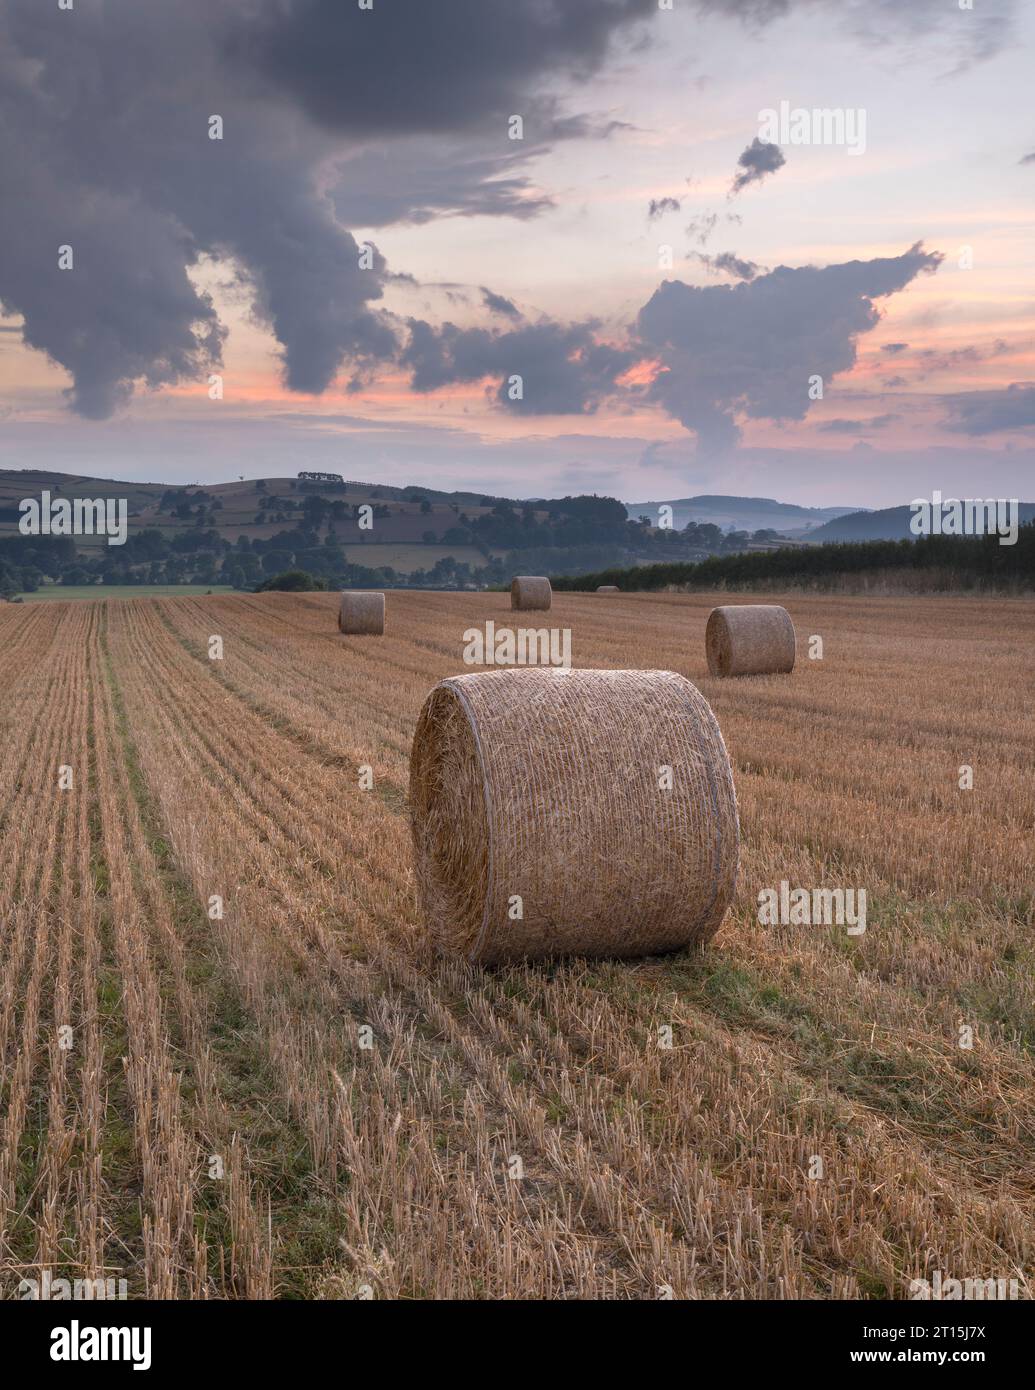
[0,589,1032,1300]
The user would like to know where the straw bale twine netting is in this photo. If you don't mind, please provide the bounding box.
[705,604,795,678]
[338,591,385,635]
[409,667,739,965]
[511,576,551,611]
[596,585,620,593]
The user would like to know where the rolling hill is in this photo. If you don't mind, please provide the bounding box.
[0,469,507,573]
[625,494,863,535]
[2,471,870,582]
[809,502,1035,542]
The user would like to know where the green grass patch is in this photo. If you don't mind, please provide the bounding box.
[23,584,234,602]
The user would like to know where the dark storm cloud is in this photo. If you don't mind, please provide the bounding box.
[636,243,943,450]
[401,319,636,416]
[940,383,1035,434]
[234,0,658,136]
[0,0,658,419]
[3,165,227,419]
[0,0,402,413]
[730,138,786,195]
[0,0,1008,422]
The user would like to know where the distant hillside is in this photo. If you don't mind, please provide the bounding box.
[1,470,729,593]
[1,471,857,589]
[810,502,1035,542]
[0,469,504,559]
[625,493,862,535]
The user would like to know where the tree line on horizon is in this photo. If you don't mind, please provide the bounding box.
[551,526,1035,594]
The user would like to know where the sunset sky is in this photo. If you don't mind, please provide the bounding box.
[0,0,1032,506]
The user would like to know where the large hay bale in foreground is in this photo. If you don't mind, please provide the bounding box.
[338,591,385,635]
[596,585,619,593]
[511,576,551,611]
[409,668,739,964]
[705,604,795,677]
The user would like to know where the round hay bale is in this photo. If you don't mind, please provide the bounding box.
[338,591,385,635]
[511,576,551,611]
[705,604,795,677]
[409,668,739,964]
[596,585,619,593]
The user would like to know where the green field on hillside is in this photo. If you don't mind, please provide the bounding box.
[341,543,488,571]
[20,583,234,601]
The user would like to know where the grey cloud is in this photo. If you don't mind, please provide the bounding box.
[918,345,981,365]
[695,251,764,281]
[680,0,1016,64]
[837,0,1016,70]
[686,213,720,246]
[547,114,636,141]
[236,0,658,136]
[329,140,554,228]
[1021,151,1035,165]
[912,339,1016,378]
[730,138,786,195]
[408,243,944,444]
[0,0,1005,423]
[481,289,523,321]
[883,342,909,354]
[636,242,943,450]
[402,319,636,416]
[0,0,400,413]
[0,96,227,418]
[818,414,899,433]
[648,197,682,221]
[941,383,1035,435]
[0,0,658,419]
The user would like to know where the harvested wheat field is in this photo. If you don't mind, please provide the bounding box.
[0,589,1032,1301]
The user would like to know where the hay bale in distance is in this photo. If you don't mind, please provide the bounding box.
[409,667,739,964]
[338,591,385,635]
[511,576,551,611]
[596,585,619,593]
[705,604,795,677]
